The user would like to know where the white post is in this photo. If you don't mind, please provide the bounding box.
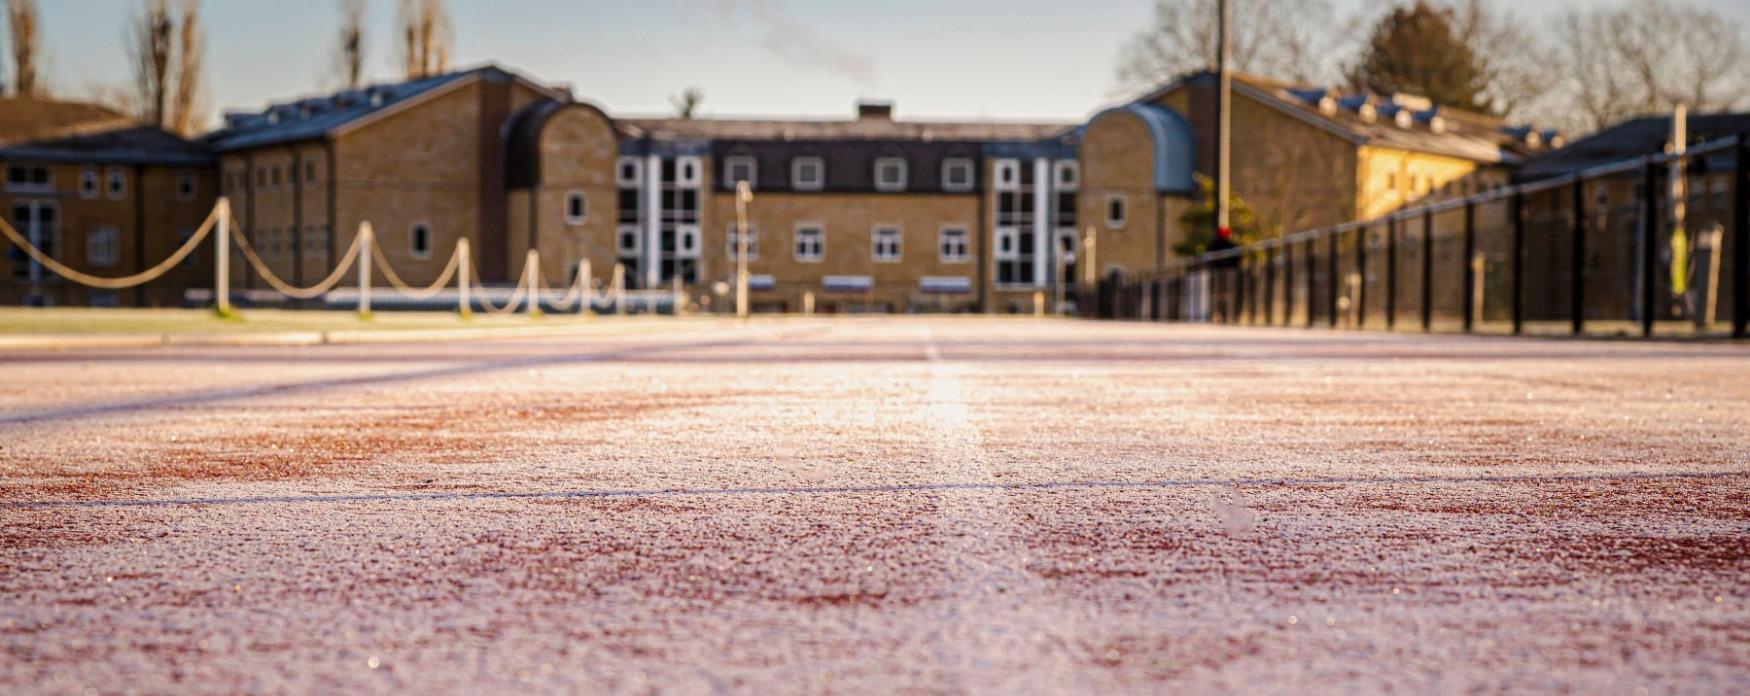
[736,181,752,320]
[457,238,472,318]
[803,291,815,316]
[525,249,542,317]
[357,222,373,317]
[215,197,232,316]
[672,274,684,316]
[1470,252,1487,328]
[613,263,626,316]
[579,258,594,315]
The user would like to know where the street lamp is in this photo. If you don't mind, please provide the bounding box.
[735,180,752,319]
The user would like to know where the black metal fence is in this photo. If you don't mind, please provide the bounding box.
[1087,137,1750,339]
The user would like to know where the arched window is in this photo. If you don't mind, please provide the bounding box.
[564,191,587,224]
[409,223,432,259]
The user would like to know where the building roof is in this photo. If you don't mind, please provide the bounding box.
[621,110,1075,143]
[203,64,566,152]
[0,97,133,146]
[1516,112,1750,181]
[0,124,212,167]
[1140,71,1554,165]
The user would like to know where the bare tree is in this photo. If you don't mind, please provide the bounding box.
[1117,0,1343,92]
[168,0,204,136]
[1551,0,1748,134]
[397,0,451,79]
[671,87,703,119]
[335,0,367,88]
[1444,0,1552,121]
[128,0,174,128]
[7,0,42,97]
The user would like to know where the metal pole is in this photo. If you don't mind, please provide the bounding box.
[735,181,751,320]
[1215,0,1231,239]
[215,197,232,316]
[1306,236,1317,328]
[1356,224,1368,328]
[1509,191,1524,334]
[1464,199,1479,333]
[1264,245,1276,326]
[1734,139,1749,339]
[1640,159,1658,337]
[1421,209,1433,332]
[357,222,372,318]
[526,249,543,317]
[1385,217,1397,329]
[1283,239,1294,327]
[1570,178,1586,335]
[1327,230,1339,328]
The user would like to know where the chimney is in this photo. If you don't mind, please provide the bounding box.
[856,100,894,121]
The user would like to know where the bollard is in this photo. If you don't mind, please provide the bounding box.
[357,222,373,319]
[1033,291,1045,317]
[672,274,684,316]
[578,259,594,316]
[457,238,472,319]
[214,197,234,318]
[524,249,542,317]
[612,263,626,316]
[1470,252,1487,329]
[803,291,815,316]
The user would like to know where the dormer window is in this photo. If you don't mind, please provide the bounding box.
[874,157,907,192]
[724,156,756,189]
[1394,110,1413,129]
[791,156,824,191]
[942,158,973,192]
[1054,161,1079,190]
[106,168,126,199]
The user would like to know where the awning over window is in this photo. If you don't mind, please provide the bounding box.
[747,274,775,291]
[822,275,873,293]
[919,276,972,294]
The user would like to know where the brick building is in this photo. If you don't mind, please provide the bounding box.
[1,63,1561,313]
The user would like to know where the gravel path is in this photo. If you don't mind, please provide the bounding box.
[2,318,1746,694]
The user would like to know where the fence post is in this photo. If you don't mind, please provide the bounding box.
[214,197,232,317]
[1307,236,1318,328]
[1570,177,1586,335]
[1283,239,1295,327]
[1734,138,1748,339]
[1640,159,1658,337]
[526,249,543,317]
[1356,224,1369,329]
[457,238,472,318]
[356,223,373,318]
[1463,199,1478,333]
[1505,187,1519,334]
[1327,230,1339,328]
[1385,217,1397,330]
[1421,209,1433,331]
[1264,245,1276,326]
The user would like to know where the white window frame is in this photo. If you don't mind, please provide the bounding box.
[564,190,588,225]
[616,224,642,255]
[725,223,758,260]
[677,224,702,259]
[5,164,52,193]
[676,156,703,188]
[1054,160,1079,190]
[1104,194,1127,229]
[872,225,902,263]
[794,224,824,263]
[105,167,126,200]
[993,159,1020,191]
[615,157,644,187]
[994,227,1020,260]
[791,156,825,191]
[176,173,196,201]
[724,156,757,190]
[942,158,974,192]
[874,157,908,192]
[939,225,970,263]
[87,226,120,267]
[409,222,432,259]
[79,167,100,199]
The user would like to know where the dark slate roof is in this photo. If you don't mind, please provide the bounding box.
[0,98,132,146]
[622,115,1074,142]
[0,125,212,167]
[1516,113,1750,181]
[710,139,988,193]
[204,64,556,152]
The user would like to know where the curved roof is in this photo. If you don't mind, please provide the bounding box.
[505,99,617,189]
[1084,103,1195,194]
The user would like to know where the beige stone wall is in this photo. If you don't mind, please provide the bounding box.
[514,105,620,291]
[702,190,982,313]
[1079,111,1172,280]
[1357,147,1503,220]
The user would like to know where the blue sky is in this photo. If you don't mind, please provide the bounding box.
[30,0,1750,126]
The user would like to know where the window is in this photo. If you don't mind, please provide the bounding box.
[794,224,823,262]
[1105,194,1127,228]
[872,226,901,262]
[939,226,969,263]
[1054,160,1079,190]
[874,157,908,192]
[942,158,974,192]
[726,224,758,260]
[6,164,51,192]
[993,159,1020,191]
[724,156,756,189]
[677,156,702,187]
[270,166,281,188]
[305,161,317,182]
[79,168,100,199]
[616,224,641,256]
[176,173,196,201]
[409,223,431,259]
[792,156,824,191]
[677,225,701,257]
[87,227,119,267]
[106,168,126,199]
[616,157,643,187]
[10,201,58,280]
[564,191,587,224]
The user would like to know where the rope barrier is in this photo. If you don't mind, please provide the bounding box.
[471,259,532,315]
[534,265,587,312]
[372,242,462,300]
[230,225,365,300]
[0,206,219,289]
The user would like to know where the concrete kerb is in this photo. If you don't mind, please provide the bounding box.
[0,317,756,352]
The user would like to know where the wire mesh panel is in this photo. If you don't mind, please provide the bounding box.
[1676,163,1733,336]
[1331,228,1359,328]
[1521,186,1576,333]
[1361,222,1391,328]
[1306,233,1332,327]
[1472,196,1516,331]
[1394,216,1426,330]
[1427,204,1467,331]
[1585,169,1646,334]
